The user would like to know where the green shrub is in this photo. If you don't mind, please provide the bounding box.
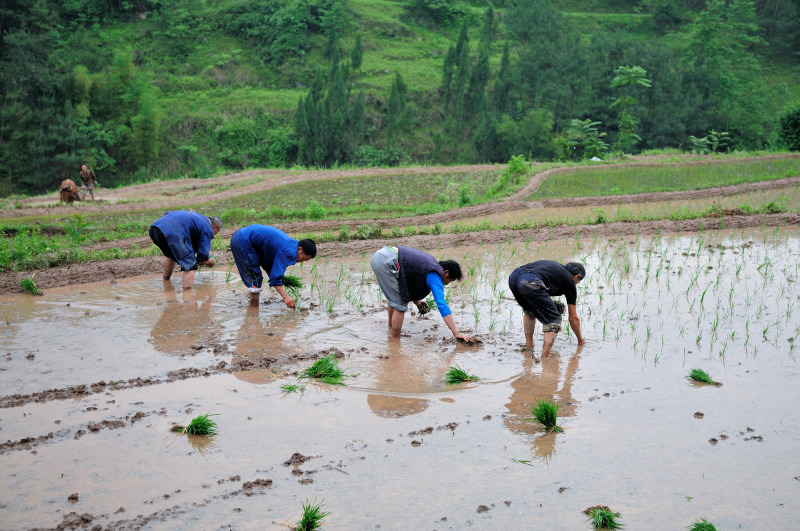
[777,106,800,151]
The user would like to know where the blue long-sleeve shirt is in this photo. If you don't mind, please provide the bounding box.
[236,225,298,286]
[151,211,214,270]
[426,272,451,317]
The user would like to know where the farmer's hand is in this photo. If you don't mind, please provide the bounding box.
[283,296,296,309]
[455,332,475,344]
[202,258,216,268]
[415,300,429,315]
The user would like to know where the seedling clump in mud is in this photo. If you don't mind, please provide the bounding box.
[528,398,563,433]
[173,413,219,435]
[584,505,624,530]
[295,498,329,531]
[444,365,479,384]
[688,368,721,386]
[299,353,350,385]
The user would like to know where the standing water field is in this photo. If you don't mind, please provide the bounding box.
[1,227,799,530]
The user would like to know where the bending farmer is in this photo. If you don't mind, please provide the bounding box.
[508,260,585,357]
[371,245,474,342]
[149,211,222,290]
[230,225,317,308]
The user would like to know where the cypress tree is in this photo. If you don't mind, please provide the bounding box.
[351,33,363,70]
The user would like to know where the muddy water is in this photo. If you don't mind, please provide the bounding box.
[1,228,799,529]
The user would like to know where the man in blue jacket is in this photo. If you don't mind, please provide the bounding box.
[371,245,474,342]
[230,225,317,308]
[149,211,222,290]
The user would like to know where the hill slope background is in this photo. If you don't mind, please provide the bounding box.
[1,0,799,194]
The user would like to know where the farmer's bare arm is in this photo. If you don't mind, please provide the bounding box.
[274,285,296,309]
[567,304,585,345]
[443,314,473,343]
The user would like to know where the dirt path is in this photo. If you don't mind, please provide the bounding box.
[2,154,798,293]
[2,212,797,294]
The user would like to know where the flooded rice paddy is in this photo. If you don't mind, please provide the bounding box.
[1,227,799,529]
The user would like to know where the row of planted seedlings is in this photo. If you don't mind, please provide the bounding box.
[586,225,800,365]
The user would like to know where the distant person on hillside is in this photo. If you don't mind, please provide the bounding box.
[79,164,98,201]
[149,211,222,290]
[508,260,585,357]
[230,225,317,308]
[370,245,474,343]
[60,179,81,203]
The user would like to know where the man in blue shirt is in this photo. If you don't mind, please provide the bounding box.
[230,225,317,308]
[370,245,474,342]
[149,211,222,290]
[508,260,586,357]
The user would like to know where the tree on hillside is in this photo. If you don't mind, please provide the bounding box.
[351,33,363,70]
[610,65,651,153]
[386,72,410,148]
[683,0,767,145]
[321,0,348,56]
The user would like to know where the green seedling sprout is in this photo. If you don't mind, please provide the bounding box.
[281,383,306,394]
[527,398,562,433]
[444,365,479,384]
[585,505,624,530]
[687,518,717,531]
[174,413,219,436]
[20,276,42,295]
[299,353,349,385]
[295,498,329,531]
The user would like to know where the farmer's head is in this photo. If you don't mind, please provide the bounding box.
[208,216,223,235]
[439,260,463,285]
[564,261,586,284]
[297,239,317,262]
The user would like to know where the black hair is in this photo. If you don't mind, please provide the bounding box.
[563,261,586,281]
[439,260,462,281]
[299,238,317,258]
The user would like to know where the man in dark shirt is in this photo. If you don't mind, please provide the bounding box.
[508,260,586,357]
[79,164,98,201]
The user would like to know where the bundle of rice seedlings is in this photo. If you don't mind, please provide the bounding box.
[688,368,720,386]
[299,353,348,385]
[584,505,624,530]
[444,365,479,384]
[295,499,329,531]
[528,398,562,433]
[173,413,219,436]
[687,518,717,531]
[553,298,566,315]
[280,383,306,394]
[283,274,303,290]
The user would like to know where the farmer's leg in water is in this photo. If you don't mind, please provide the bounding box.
[163,257,176,280]
[182,270,197,290]
[523,313,536,348]
[371,247,407,337]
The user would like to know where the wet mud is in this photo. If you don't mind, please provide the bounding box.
[2,229,800,529]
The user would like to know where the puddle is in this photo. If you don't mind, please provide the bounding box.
[1,227,799,529]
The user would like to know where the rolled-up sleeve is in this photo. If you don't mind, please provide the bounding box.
[426,272,451,317]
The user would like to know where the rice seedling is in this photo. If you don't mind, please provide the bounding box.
[688,368,719,386]
[20,276,42,295]
[444,365,479,384]
[173,413,219,436]
[585,505,624,530]
[527,398,562,433]
[299,353,348,385]
[295,499,329,531]
[280,383,306,394]
[687,518,717,531]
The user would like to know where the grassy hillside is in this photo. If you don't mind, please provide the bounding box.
[1,0,798,194]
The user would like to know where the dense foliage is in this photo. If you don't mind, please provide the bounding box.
[1,0,798,195]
